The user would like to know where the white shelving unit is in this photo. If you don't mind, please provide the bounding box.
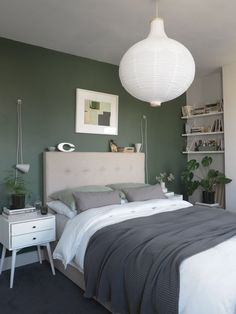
[182,131,224,137]
[181,111,224,120]
[183,151,224,155]
[182,110,224,154]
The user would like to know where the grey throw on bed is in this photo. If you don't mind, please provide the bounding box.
[84,206,236,314]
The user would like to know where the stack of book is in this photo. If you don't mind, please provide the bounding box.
[191,107,205,115]
[211,119,223,132]
[191,126,204,133]
[2,206,36,219]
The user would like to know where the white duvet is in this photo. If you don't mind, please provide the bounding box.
[53,199,236,314]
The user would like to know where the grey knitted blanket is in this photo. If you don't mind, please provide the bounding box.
[84,206,236,314]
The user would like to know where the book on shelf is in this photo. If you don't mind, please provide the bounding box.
[211,119,223,132]
[191,107,205,115]
[191,126,204,133]
[2,206,36,216]
[204,103,220,113]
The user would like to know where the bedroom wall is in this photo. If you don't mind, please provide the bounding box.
[187,71,222,106]
[0,37,186,209]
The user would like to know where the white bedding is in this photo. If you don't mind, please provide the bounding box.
[55,214,70,239]
[53,199,236,314]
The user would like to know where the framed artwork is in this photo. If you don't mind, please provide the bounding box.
[75,88,119,135]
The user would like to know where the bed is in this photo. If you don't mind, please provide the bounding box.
[43,152,145,292]
[44,152,236,314]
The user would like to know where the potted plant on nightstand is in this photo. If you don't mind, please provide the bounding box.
[156,172,175,193]
[4,172,28,209]
[181,156,232,204]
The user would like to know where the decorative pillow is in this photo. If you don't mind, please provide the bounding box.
[122,184,166,202]
[73,190,121,212]
[50,185,113,210]
[47,201,77,219]
[107,182,149,200]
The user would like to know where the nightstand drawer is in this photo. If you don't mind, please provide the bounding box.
[11,218,55,236]
[11,229,55,249]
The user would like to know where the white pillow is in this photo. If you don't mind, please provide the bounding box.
[47,201,77,219]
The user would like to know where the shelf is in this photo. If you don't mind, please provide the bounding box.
[182,151,224,154]
[181,111,224,120]
[182,131,224,137]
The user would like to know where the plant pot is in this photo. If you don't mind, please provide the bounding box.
[11,194,25,209]
[202,191,215,204]
[161,182,168,194]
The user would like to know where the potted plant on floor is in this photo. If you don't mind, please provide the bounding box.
[181,156,232,204]
[4,172,29,209]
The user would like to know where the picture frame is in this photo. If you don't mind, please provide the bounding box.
[75,88,119,135]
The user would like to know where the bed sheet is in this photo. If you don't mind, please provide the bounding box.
[53,199,236,314]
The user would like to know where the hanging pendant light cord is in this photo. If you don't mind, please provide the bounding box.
[141,116,149,183]
[15,99,23,180]
[156,0,159,18]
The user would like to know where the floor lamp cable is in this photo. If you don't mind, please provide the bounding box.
[141,115,149,183]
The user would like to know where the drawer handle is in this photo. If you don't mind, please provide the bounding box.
[33,237,37,240]
[32,226,36,229]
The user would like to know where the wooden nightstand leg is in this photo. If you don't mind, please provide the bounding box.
[0,246,6,274]
[10,250,17,288]
[37,246,42,264]
[46,243,55,275]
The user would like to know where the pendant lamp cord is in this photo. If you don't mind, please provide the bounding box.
[156,0,159,18]
[15,99,23,180]
[141,116,149,184]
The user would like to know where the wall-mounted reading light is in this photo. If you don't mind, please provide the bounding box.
[15,99,30,175]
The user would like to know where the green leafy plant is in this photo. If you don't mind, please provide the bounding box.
[181,159,200,196]
[181,156,232,196]
[156,172,175,184]
[199,156,232,192]
[4,172,28,195]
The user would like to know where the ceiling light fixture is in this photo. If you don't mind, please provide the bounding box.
[119,0,195,107]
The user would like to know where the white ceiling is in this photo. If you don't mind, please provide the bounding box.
[0,0,236,77]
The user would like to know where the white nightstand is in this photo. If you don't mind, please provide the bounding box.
[0,212,56,288]
[165,192,183,201]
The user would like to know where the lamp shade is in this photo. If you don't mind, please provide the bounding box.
[119,18,195,106]
[16,163,30,173]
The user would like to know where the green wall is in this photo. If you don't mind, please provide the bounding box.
[0,37,186,209]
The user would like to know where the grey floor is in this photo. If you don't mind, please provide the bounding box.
[0,262,110,314]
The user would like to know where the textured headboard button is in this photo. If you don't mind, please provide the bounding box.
[82,168,90,173]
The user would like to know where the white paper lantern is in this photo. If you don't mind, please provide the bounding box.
[119,18,195,107]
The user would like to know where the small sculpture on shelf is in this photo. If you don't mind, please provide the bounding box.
[109,140,118,152]
[193,139,222,152]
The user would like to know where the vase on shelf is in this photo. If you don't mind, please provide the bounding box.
[161,181,168,193]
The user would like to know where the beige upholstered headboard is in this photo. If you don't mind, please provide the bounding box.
[43,152,145,202]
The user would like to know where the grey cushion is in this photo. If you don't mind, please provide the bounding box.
[47,201,77,219]
[73,190,121,212]
[122,184,166,202]
[107,182,149,200]
[50,185,113,210]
